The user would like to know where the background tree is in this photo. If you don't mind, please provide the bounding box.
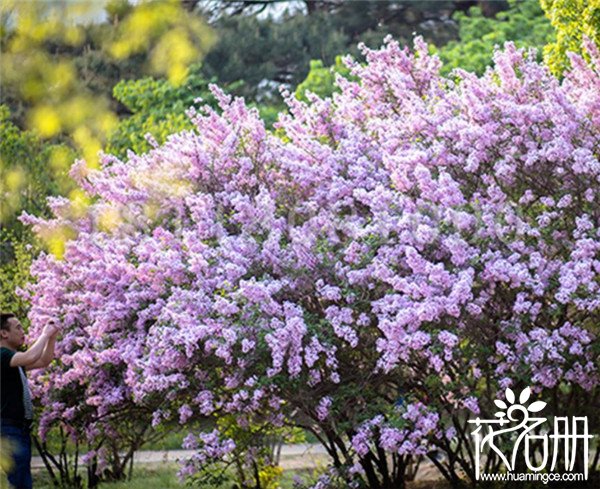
[0,0,214,162]
[294,56,352,102]
[106,65,218,158]
[295,0,557,101]
[437,0,555,74]
[0,106,77,318]
[198,1,512,101]
[541,0,600,75]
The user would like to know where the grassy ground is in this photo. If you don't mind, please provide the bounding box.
[31,465,317,489]
[32,464,180,489]
[88,465,181,489]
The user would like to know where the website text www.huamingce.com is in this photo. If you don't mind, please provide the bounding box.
[480,472,586,484]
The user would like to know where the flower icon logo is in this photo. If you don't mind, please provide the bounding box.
[469,384,592,480]
[493,387,547,420]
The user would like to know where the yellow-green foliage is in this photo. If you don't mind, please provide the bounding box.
[541,0,600,75]
[295,56,352,102]
[211,414,305,489]
[106,0,214,86]
[0,106,77,229]
[107,75,197,158]
[0,0,213,166]
[259,464,284,489]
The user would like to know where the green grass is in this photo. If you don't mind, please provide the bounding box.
[97,465,181,489]
[96,465,182,489]
[32,464,180,489]
[32,465,318,489]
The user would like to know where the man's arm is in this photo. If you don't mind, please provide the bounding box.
[10,323,58,368]
[26,334,57,371]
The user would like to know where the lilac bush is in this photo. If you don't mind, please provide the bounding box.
[22,36,600,487]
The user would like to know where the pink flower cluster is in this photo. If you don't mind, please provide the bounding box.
[22,35,600,484]
[351,403,440,458]
[178,430,236,481]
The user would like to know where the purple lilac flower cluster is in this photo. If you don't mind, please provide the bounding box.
[21,36,599,483]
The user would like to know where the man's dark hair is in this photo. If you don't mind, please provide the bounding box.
[1,313,16,331]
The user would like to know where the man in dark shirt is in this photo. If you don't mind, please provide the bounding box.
[1,313,58,489]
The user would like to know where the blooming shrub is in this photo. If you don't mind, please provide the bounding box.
[22,35,600,487]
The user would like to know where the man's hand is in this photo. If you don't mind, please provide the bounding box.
[42,321,59,338]
[25,321,60,371]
